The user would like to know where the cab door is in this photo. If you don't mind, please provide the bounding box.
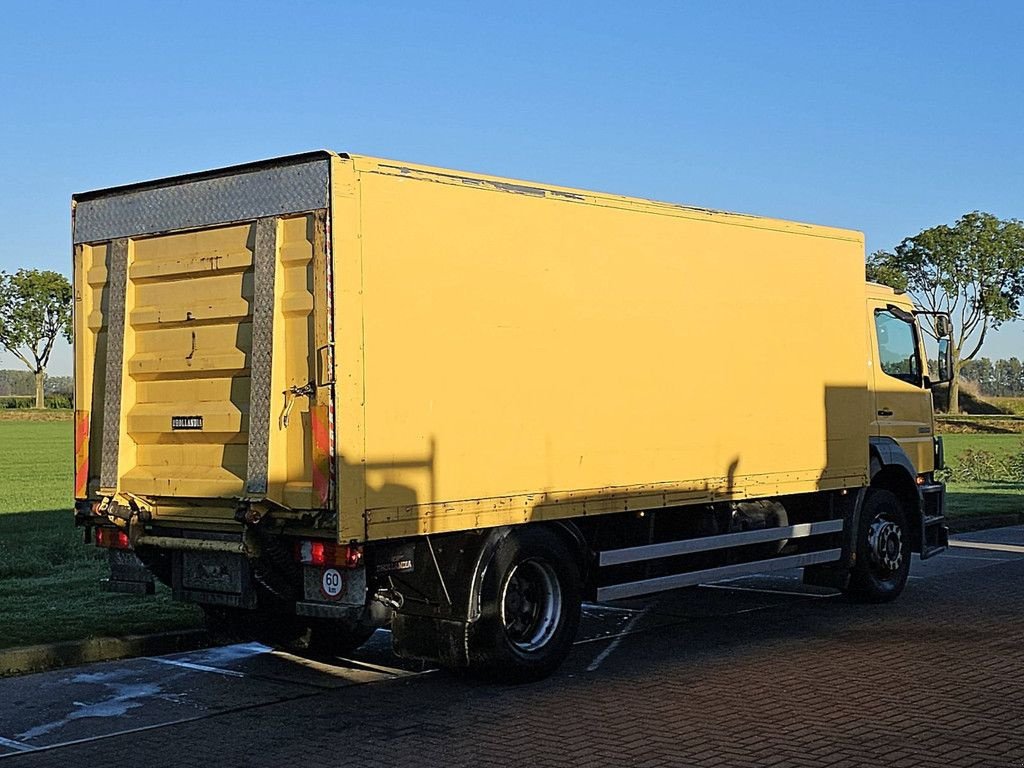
[869,302,934,473]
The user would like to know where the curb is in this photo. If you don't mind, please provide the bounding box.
[0,629,211,678]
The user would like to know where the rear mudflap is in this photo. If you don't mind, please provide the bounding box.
[102,548,156,596]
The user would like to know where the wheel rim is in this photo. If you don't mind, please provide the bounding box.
[867,515,904,574]
[500,559,563,652]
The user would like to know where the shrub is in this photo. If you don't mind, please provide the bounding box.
[943,444,1024,483]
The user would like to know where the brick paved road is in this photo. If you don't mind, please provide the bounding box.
[2,530,1023,767]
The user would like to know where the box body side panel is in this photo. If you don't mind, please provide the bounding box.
[352,170,870,540]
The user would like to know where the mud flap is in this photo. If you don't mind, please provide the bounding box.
[101,549,156,596]
[802,562,851,590]
[391,612,470,668]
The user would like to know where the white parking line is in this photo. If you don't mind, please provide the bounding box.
[144,657,246,678]
[950,540,1024,554]
[586,608,649,672]
[0,737,32,753]
[941,553,1012,562]
[581,603,648,614]
[700,583,834,599]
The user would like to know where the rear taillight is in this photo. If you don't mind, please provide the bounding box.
[295,540,362,568]
[95,527,131,550]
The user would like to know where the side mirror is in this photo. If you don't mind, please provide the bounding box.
[937,338,952,383]
[934,315,951,339]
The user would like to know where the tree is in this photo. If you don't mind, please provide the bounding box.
[0,270,73,408]
[867,212,1024,413]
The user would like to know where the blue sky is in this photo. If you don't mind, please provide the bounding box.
[1,1,1022,375]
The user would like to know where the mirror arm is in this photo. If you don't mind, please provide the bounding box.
[887,303,915,323]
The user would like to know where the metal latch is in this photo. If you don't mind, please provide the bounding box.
[281,381,315,428]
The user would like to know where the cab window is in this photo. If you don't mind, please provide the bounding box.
[874,310,921,383]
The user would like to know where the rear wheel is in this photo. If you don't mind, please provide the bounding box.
[845,489,911,603]
[466,527,582,683]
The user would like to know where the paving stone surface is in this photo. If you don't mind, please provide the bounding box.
[2,534,1022,767]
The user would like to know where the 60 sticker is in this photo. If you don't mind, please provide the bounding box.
[321,568,344,599]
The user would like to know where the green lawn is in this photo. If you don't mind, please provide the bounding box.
[991,397,1024,416]
[0,420,73,514]
[0,418,201,649]
[946,482,1024,521]
[941,433,1023,460]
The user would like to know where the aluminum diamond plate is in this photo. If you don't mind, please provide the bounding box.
[245,217,278,496]
[99,238,129,490]
[74,159,329,244]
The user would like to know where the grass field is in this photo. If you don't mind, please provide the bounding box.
[946,482,1024,521]
[0,414,1021,649]
[0,420,73,514]
[991,397,1024,416]
[0,416,200,649]
[940,433,1023,459]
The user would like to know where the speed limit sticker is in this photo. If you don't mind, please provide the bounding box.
[321,568,344,598]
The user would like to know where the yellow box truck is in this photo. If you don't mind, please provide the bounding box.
[73,151,951,681]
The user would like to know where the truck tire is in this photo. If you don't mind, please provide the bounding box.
[466,527,582,683]
[845,489,911,603]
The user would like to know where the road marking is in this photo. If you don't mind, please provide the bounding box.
[700,583,835,599]
[0,666,439,761]
[303,656,417,677]
[144,657,246,678]
[940,553,1013,562]
[950,540,1024,554]
[0,737,33,753]
[586,607,649,672]
[582,603,648,614]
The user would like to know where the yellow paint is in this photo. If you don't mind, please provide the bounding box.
[866,283,935,473]
[73,241,109,499]
[76,214,323,514]
[74,152,936,542]
[342,155,872,542]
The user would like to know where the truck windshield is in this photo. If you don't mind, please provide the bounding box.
[874,310,921,383]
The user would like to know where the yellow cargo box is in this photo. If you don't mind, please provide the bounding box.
[73,151,871,543]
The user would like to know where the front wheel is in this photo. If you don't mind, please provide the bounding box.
[466,527,582,683]
[844,489,911,603]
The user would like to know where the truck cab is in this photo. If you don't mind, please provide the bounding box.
[864,282,950,561]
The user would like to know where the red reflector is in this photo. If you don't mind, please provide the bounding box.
[95,527,130,550]
[310,541,326,566]
[346,544,364,569]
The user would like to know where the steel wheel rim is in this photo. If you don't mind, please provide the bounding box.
[867,515,904,574]
[500,559,562,652]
